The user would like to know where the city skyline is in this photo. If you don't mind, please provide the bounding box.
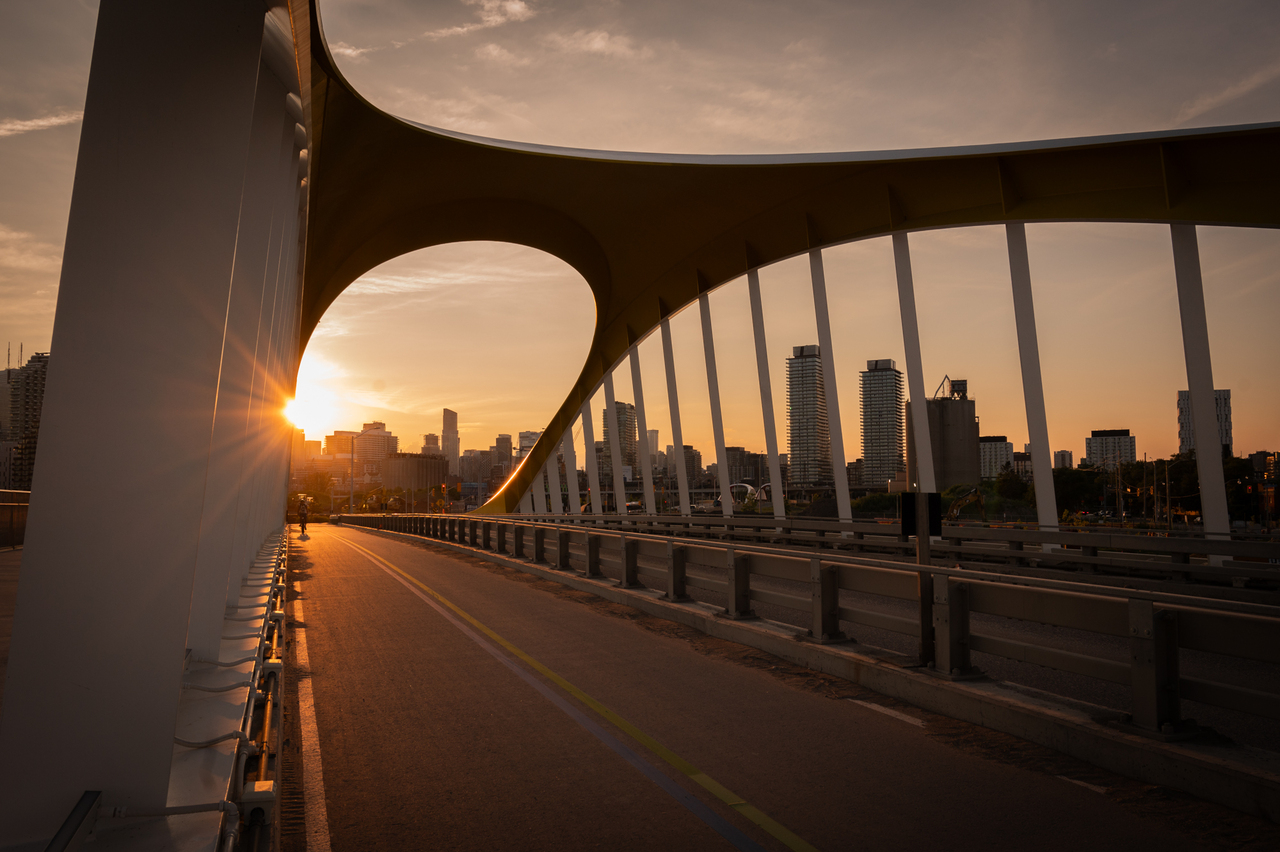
[3,2,1278,470]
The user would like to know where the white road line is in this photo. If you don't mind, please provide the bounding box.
[847,699,925,728]
[294,595,332,852]
[1056,775,1110,795]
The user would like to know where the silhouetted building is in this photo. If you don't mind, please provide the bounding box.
[860,359,904,490]
[787,345,831,486]
[906,377,979,492]
[422,433,439,453]
[1178,389,1232,455]
[1084,429,1136,469]
[384,452,449,497]
[7,352,49,491]
[442,409,460,475]
[602,401,638,473]
[1053,450,1073,469]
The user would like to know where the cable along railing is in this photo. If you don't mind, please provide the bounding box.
[345,513,1280,737]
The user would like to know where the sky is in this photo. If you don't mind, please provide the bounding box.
[2,0,1278,470]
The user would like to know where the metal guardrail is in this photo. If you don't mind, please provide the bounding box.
[0,489,28,548]
[345,513,1280,735]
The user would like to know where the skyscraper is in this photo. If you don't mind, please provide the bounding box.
[860,359,904,490]
[442,408,460,476]
[1177,389,1232,456]
[601,401,637,475]
[422,433,440,454]
[8,352,49,491]
[786,345,831,487]
[494,434,513,474]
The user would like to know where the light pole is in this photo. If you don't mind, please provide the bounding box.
[349,425,381,516]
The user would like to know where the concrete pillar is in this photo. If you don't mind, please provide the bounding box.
[187,68,293,661]
[1170,224,1230,541]
[0,1,268,838]
[1005,224,1060,531]
[809,250,853,522]
[602,371,628,514]
[561,427,582,514]
[580,398,604,515]
[699,293,734,517]
[892,234,938,495]
[628,346,658,515]
[660,317,692,516]
[747,270,786,519]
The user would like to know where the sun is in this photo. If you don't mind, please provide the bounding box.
[284,383,338,438]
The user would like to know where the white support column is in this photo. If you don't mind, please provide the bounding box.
[531,465,549,514]
[628,346,658,515]
[602,371,629,515]
[699,293,734,517]
[520,492,534,514]
[561,425,582,514]
[748,270,786,519]
[0,0,267,835]
[1005,224,1060,531]
[809,250,853,522]
[546,442,564,514]
[892,234,938,496]
[1170,224,1231,542]
[661,318,693,516]
[580,398,604,515]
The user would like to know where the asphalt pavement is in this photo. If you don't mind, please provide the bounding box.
[278,524,1273,852]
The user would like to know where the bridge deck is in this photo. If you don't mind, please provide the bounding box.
[280,526,1267,851]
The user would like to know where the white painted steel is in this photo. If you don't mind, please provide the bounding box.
[699,293,734,517]
[602,371,628,515]
[0,1,270,837]
[748,270,786,520]
[520,492,534,514]
[561,426,582,514]
[1006,224,1060,531]
[545,444,564,515]
[580,398,604,515]
[628,346,657,515]
[661,318,693,516]
[1170,225,1230,543]
[531,468,549,514]
[808,250,853,522]
[892,234,938,496]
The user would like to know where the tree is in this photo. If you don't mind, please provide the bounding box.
[995,462,1027,501]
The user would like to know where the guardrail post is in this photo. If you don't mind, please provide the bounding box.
[917,571,935,667]
[1129,599,1180,732]
[497,523,508,554]
[533,526,546,563]
[482,521,492,550]
[558,530,572,570]
[725,548,755,619]
[469,521,478,547]
[666,542,689,601]
[932,576,974,676]
[586,534,602,577]
[513,525,525,558]
[619,534,639,587]
[810,558,846,643]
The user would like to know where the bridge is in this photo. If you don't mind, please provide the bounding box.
[0,0,1278,849]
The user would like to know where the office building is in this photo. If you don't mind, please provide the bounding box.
[647,429,659,475]
[422,433,439,453]
[383,452,449,497]
[1054,450,1073,469]
[860,359,905,490]
[494,434,513,473]
[1083,429,1137,469]
[1178,389,1232,456]
[906,377,979,492]
[1013,452,1034,481]
[979,436,1014,480]
[355,422,398,470]
[518,431,541,460]
[7,352,49,491]
[787,345,831,486]
[459,448,493,483]
[325,430,355,456]
[602,400,638,473]
[442,409,460,475]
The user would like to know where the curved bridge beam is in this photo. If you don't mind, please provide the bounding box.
[298,2,1280,513]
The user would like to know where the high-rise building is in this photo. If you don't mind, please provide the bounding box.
[1083,429,1137,469]
[979,436,1013,480]
[601,401,638,475]
[860,359,904,491]
[906,377,979,492]
[682,445,702,486]
[355,422,399,477]
[518,431,541,459]
[494,434,513,473]
[1177,389,1232,456]
[647,429,659,475]
[459,448,493,483]
[787,345,831,487]
[1013,452,1033,481]
[422,433,440,453]
[325,430,356,456]
[7,352,49,491]
[442,409,460,475]
[383,452,449,496]
[1053,450,1073,469]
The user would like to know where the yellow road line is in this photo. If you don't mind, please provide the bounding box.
[337,533,820,852]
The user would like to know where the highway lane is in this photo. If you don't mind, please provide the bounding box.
[281,524,1237,851]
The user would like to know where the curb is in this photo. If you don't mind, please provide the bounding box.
[346,523,1280,823]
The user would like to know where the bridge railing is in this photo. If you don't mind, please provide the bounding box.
[344,513,1280,734]
[0,490,28,549]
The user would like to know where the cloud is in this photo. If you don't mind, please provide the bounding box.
[0,110,82,138]
[426,0,535,39]
[475,43,531,67]
[1175,59,1280,124]
[0,224,62,272]
[544,29,651,60]
[329,41,376,62]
